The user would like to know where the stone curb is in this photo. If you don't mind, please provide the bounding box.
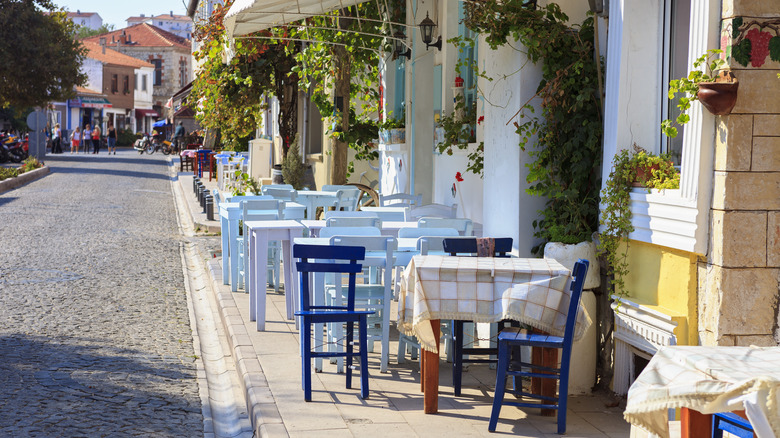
[0,166,49,194]
[176,175,288,438]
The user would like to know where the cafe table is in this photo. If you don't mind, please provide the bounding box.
[294,190,341,219]
[245,219,305,331]
[624,345,780,438]
[219,200,306,291]
[398,255,590,414]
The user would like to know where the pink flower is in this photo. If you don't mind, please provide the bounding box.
[455,172,464,182]
[477,116,484,125]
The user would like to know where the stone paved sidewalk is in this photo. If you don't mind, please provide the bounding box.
[0,151,203,436]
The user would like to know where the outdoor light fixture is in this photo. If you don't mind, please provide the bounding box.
[418,12,442,51]
[393,30,411,60]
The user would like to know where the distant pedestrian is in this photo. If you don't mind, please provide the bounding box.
[70,127,81,154]
[52,123,62,154]
[92,125,101,154]
[107,123,118,155]
[83,124,92,154]
[174,121,185,152]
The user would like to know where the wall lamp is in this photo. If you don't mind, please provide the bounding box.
[418,12,442,51]
[393,30,411,60]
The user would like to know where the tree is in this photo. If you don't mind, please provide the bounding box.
[0,0,87,109]
[75,23,116,39]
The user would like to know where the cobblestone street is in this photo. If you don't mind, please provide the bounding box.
[0,151,203,436]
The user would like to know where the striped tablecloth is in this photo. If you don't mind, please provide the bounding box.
[397,255,590,353]
[625,345,780,438]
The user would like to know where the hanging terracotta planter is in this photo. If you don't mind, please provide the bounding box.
[697,71,739,116]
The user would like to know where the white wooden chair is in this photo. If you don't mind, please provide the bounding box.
[236,199,283,292]
[418,218,474,236]
[409,203,458,220]
[325,217,382,228]
[379,193,422,207]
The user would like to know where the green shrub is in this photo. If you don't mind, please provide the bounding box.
[0,167,19,181]
[282,134,306,190]
[117,128,137,146]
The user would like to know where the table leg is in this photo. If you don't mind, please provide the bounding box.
[254,231,269,330]
[230,218,239,292]
[220,214,230,285]
[531,345,558,417]
[281,235,295,320]
[423,319,440,414]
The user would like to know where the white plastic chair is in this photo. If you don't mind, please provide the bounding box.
[326,235,397,373]
[397,227,459,239]
[236,199,283,292]
[418,218,474,236]
[325,217,382,228]
[379,193,422,207]
[409,203,458,220]
[323,211,379,220]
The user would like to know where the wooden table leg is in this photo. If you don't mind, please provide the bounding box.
[423,319,440,414]
[681,407,712,438]
[531,345,558,417]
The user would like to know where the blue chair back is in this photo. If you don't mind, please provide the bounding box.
[443,237,513,257]
[561,259,589,364]
[294,244,365,312]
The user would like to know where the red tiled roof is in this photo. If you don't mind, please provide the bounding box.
[67,11,99,18]
[75,86,104,95]
[81,41,155,68]
[83,23,190,49]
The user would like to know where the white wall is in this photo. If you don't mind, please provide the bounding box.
[433,144,483,223]
[480,42,546,256]
[81,58,103,93]
[134,67,154,108]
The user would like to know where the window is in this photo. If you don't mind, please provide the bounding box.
[151,59,162,86]
[134,73,138,90]
[458,2,478,111]
[111,74,118,93]
[661,0,691,166]
[142,74,147,91]
[179,60,187,87]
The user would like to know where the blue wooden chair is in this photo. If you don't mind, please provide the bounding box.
[294,244,374,401]
[488,259,589,435]
[712,412,754,438]
[443,237,515,396]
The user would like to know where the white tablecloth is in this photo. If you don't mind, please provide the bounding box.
[398,255,590,352]
[625,345,780,438]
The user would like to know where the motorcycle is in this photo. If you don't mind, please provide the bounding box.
[0,134,25,163]
[133,134,151,155]
[147,133,173,155]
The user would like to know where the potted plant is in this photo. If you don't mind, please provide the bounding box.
[598,145,680,297]
[661,49,739,138]
[282,134,306,189]
[436,93,483,176]
[378,116,405,144]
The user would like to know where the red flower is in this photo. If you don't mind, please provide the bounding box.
[455,172,464,182]
[454,77,464,87]
[477,116,484,125]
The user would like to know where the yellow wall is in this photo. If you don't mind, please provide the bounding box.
[624,240,699,345]
[307,145,379,190]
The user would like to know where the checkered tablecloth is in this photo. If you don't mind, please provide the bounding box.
[625,346,780,438]
[397,255,591,353]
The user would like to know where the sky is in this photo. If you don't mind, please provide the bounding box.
[55,0,190,29]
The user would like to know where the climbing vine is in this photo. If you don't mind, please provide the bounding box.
[461,2,603,251]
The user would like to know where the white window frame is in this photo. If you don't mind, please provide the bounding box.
[601,0,720,254]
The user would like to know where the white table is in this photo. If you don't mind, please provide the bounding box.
[246,219,305,331]
[294,190,340,219]
[219,201,306,291]
[360,206,409,221]
[298,219,418,237]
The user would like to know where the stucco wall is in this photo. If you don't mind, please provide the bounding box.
[698,0,780,347]
[82,58,103,93]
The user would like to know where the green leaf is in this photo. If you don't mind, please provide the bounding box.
[676,113,690,124]
[732,38,752,67]
[732,17,743,38]
[769,36,780,62]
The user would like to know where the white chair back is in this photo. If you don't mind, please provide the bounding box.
[360,207,409,222]
[326,217,382,228]
[418,217,473,236]
[417,236,450,255]
[409,203,458,220]
[398,227,460,239]
[380,193,422,207]
[323,211,379,220]
[224,194,274,204]
[262,186,298,202]
[319,227,381,238]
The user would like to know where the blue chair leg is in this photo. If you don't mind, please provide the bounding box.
[359,315,369,400]
[346,321,354,389]
[558,369,569,434]
[489,339,510,432]
[302,317,312,401]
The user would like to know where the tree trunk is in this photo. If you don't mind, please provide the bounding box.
[329,45,351,185]
[276,54,299,158]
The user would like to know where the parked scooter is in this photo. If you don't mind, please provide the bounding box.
[133,134,151,155]
[0,133,24,163]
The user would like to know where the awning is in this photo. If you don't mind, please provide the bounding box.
[135,108,159,118]
[153,120,171,128]
[69,96,112,109]
[224,0,370,36]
